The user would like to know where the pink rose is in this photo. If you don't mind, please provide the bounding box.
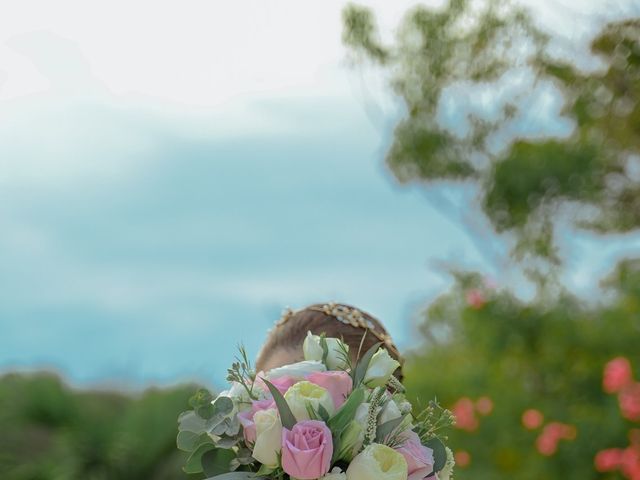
[306,371,353,410]
[237,399,275,444]
[281,420,333,480]
[395,430,434,480]
[255,374,298,395]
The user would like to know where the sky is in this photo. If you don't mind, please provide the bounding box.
[1,0,639,390]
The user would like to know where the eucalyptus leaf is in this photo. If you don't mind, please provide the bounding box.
[178,410,208,433]
[177,430,212,452]
[202,448,236,477]
[353,341,382,386]
[424,437,447,473]
[212,396,234,416]
[183,443,216,474]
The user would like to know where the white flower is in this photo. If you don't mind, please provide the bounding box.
[283,380,335,421]
[320,466,347,479]
[346,443,408,480]
[303,331,350,370]
[437,447,455,480]
[251,408,282,468]
[363,349,400,388]
[379,397,402,424]
[266,360,326,381]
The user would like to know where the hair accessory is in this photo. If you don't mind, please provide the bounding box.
[313,303,400,357]
[275,306,295,327]
[275,302,403,363]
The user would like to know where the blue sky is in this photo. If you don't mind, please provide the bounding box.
[1,0,639,390]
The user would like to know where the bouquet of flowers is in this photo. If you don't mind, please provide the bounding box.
[177,332,455,480]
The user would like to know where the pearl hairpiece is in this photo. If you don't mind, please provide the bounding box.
[274,302,402,362]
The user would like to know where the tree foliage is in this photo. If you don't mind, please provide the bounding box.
[0,373,199,480]
[342,0,640,264]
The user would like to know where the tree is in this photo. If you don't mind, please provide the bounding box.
[343,0,640,271]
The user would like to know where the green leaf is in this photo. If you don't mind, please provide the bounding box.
[424,437,447,473]
[190,389,214,409]
[178,410,207,433]
[353,342,382,386]
[177,430,212,452]
[183,443,216,474]
[202,448,237,477]
[375,415,406,443]
[328,386,365,433]
[212,396,234,417]
[261,378,297,430]
[317,403,331,422]
[255,463,276,476]
[320,335,330,365]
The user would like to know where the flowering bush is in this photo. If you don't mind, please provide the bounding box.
[595,358,640,479]
[177,335,455,479]
[404,260,640,479]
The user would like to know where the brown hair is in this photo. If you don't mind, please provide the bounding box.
[256,302,403,380]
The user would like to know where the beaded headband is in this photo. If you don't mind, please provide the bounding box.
[275,302,403,365]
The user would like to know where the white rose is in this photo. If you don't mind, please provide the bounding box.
[379,397,402,424]
[303,331,350,370]
[346,443,408,480]
[283,380,335,421]
[363,349,400,388]
[266,360,326,381]
[437,447,455,480]
[320,467,347,479]
[251,408,282,468]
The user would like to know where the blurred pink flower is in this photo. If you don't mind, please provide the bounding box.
[536,430,558,456]
[536,422,576,456]
[476,396,494,416]
[455,450,471,468]
[522,409,544,430]
[619,383,640,422]
[603,357,634,394]
[594,448,624,472]
[452,397,479,431]
[620,445,640,479]
[465,289,486,310]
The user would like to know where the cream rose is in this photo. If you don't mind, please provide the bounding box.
[363,349,401,388]
[303,331,350,370]
[251,408,282,468]
[284,380,335,421]
[346,443,408,480]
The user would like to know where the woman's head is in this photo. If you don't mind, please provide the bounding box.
[256,302,403,380]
